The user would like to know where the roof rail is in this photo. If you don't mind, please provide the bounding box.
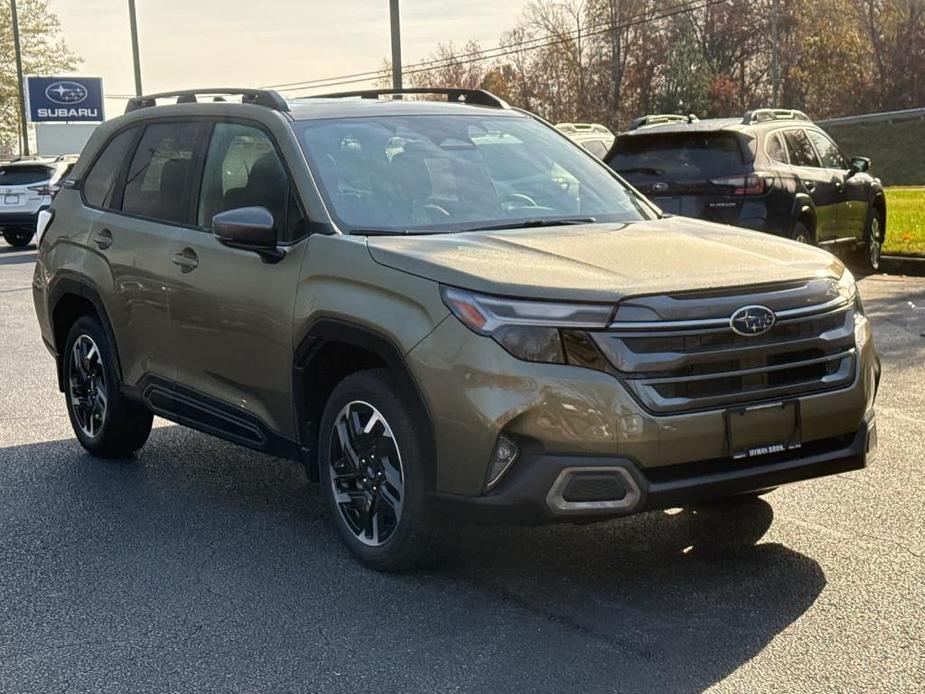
[125,88,290,114]
[626,113,699,131]
[742,108,810,124]
[303,87,509,109]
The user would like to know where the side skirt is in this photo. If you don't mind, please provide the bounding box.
[124,374,305,463]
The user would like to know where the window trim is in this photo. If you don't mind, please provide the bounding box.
[191,117,311,243]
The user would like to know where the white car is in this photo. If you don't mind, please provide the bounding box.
[0,156,77,247]
[555,123,615,159]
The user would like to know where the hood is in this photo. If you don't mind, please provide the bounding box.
[366,218,845,302]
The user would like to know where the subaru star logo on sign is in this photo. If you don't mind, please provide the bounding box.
[729,305,776,336]
[25,76,105,123]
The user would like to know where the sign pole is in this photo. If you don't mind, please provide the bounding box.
[10,0,30,156]
[128,0,143,96]
[389,0,402,91]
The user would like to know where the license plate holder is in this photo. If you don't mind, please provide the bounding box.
[726,400,801,460]
[4,194,19,205]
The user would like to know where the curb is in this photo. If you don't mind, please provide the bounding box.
[880,255,925,277]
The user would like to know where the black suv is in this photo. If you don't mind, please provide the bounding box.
[606,109,887,269]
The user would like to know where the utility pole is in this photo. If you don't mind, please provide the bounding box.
[389,0,402,90]
[10,0,30,156]
[128,0,143,95]
[770,0,781,105]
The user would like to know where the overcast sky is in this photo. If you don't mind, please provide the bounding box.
[45,0,525,114]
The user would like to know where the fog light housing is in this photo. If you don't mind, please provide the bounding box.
[486,435,519,490]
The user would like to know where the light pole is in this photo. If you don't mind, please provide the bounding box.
[128,0,143,95]
[10,0,30,155]
[389,0,402,90]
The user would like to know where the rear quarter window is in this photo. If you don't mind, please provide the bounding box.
[83,128,139,208]
[0,166,55,186]
[610,132,748,179]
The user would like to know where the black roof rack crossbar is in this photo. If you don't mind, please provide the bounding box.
[742,108,810,124]
[303,87,509,109]
[125,88,289,113]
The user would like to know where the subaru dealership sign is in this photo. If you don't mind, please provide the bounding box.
[25,76,104,123]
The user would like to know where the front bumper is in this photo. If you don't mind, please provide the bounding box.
[431,413,876,525]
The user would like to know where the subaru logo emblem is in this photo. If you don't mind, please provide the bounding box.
[652,182,669,193]
[730,305,776,336]
[45,81,88,105]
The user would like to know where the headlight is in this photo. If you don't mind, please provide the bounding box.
[441,286,613,363]
[837,268,864,315]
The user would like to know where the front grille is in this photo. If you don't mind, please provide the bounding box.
[592,279,857,414]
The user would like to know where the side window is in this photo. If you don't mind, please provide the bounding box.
[122,122,203,223]
[197,122,305,238]
[83,128,137,209]
[783,129,821,168]
[766,132,789,164]
[582,140,608,158]
[805,129,847,169]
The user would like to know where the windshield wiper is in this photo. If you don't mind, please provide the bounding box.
[460,217,597,233]
[348,228,448,236]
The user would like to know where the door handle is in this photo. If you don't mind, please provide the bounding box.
[803,180,816,192]
[172,248,199,273]
[91,229,113,250]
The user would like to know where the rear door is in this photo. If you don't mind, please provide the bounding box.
[606,131,750,224]
[82,121,206,387]
[781,128,844,241]
[167,120,309,440]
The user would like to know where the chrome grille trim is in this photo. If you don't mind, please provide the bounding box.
[598,291,858,415]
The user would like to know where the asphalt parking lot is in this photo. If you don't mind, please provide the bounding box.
[1,243,923,693]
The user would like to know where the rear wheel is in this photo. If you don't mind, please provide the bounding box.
[63,316,153,457]
[318,369,443,572]
[3,230,33,247]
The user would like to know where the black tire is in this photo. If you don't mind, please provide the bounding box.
[318,368,443,572]
[861,206,884,271]
[790,221,813,245]
[63,315,153,457]
[3,230,33,247]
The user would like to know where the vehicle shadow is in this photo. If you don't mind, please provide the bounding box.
[0,247,36,265]
[0,427,824,693]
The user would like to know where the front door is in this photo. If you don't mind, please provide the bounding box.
[805,128,865,240]
[167,121,308,441]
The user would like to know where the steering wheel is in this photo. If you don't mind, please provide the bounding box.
[500,193,540,210]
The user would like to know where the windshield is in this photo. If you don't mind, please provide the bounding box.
[609,132,748,180]
[296,114,652,234]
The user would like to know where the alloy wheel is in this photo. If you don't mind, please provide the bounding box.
[869,215,882,270]
[68,335,108,438]
[328,400,405,547]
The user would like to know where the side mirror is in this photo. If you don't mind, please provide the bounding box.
[212,206,284,263]
[848,156,870,176]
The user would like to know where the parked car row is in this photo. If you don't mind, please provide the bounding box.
[557,109,886,270]
[0,155,78,247]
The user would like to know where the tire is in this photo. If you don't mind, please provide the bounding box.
[318,368,443,572]
[63,315,153,457]
[862,207,884,271]
[3,230,33,247]
[790,221,813,245]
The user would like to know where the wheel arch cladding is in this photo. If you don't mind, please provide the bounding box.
[50,280,123,391]
[293,319,436,483]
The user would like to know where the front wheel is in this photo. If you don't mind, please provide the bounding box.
[790,222,813,245]
[863,208,884,271]
[3,230,33,247]
[318,369,443,572]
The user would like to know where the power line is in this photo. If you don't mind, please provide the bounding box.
[268,0,730,94]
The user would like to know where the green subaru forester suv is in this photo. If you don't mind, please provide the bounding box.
[33,88,880,570]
